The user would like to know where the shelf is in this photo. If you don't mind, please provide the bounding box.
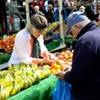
[0,62,8,70]
[50,43,66,52]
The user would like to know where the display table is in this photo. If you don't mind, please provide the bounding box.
[8,75,58,100]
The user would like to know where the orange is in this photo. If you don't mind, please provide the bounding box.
[51,68,57,74]
[51,63,61,70]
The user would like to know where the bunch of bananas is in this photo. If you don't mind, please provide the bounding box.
[0,63,51,99]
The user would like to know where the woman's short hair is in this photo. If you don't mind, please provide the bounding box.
[30,14,48,30]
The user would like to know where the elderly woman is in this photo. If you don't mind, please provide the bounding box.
[8,14,56,66]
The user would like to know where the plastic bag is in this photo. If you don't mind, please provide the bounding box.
[52,79,73,100]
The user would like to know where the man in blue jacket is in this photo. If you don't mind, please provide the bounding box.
[57,11,100,99]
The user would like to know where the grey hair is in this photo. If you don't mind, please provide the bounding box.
[26,14,48,34]
[77,19,91,28]
[26,22,34,34]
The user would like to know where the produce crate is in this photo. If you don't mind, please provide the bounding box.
[46,39,62,52]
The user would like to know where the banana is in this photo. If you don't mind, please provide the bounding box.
[6,86,13,97]
[11,83,21,96]
[5,74,14,84]
[0,86,9,100]
[15,76,25,89]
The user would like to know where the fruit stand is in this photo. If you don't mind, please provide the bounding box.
[0,49,73,100]
[0,24,74,100]
[0,34,15,70]
[0,0,100,99]
[0,24,75,66]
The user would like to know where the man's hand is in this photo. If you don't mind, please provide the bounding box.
[56,70,70,80]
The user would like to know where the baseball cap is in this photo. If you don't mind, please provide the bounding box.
[30,14,48,30]
[65,11,89,33]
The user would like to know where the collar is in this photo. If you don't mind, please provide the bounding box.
[76,21,97,39]
[26,28,37,41]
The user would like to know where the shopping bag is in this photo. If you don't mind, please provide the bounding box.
[52,79,73,100]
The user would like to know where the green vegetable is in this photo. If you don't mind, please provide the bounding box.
[0,53,11,64]
[46,39,61,51]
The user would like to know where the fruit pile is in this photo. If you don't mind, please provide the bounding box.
[57,50,73,65]
[0,34,16,53]
[0,63,51,99]
[3,34,16,53]
[49,50,73,74]
[0,39,4,49]
[31,50,73,75]
[50,61,64,74]
[57,50,73,61]
[50,59,71,74]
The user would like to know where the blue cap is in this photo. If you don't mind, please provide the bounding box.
[65,11,89,33]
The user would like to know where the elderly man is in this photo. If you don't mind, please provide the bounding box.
[56,11,100,99]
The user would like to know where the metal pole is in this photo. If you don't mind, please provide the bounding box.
[25,0,30,24]
[96,0,99,14]
[58,0,64,45]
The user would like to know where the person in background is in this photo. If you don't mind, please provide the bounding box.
[44,0,49,12]
[33,5,45,16]
[48,0,54,7]
[69,1,77,12]
[45,4,54,24]
[63,0,70,8]
[62,0,71,21]
[85,0,99,22]
[30,0,45,11]
[8,14,56,66]
[56,11,100,99]
[53,3,59,22]
[62,1,77,22]
[79,5,85,13]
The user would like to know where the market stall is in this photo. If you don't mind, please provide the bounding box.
[0,49,73,100]
[0,1,74,99]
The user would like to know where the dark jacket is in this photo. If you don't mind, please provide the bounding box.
[64,21,100,99]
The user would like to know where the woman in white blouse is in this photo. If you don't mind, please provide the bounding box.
[8,14,56,66]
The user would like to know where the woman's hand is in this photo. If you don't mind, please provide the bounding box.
[32,57,55,65]
[40,51,50,59]
[32,58,43,64]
